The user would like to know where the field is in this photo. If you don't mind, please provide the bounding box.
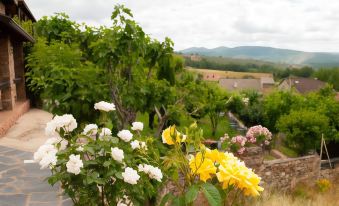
[186,66,273,79]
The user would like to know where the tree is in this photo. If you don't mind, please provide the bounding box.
[204,84,229,137]
[263,91,302,132]
[276,110,330,155]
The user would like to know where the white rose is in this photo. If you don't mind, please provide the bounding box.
[76,146,84,152]
[117,130,133,142]
[39,152,57,169]
[130,140,140,150]
[148,166,163,182]
[66,154,83,175]
[122,167,140,185]
[34,144,57,163]
[111,147,124,163]
[99,128,112,140]
[82,124,98,136]
[131,122,143,131]
[138,164,163,182]
[45,137,68,150]
[94,101,116,112]
[53,114,77,132]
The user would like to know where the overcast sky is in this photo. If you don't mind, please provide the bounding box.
[26,0,339,52]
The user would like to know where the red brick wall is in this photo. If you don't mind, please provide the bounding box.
[0,35,16,110]
[0,2,5,14]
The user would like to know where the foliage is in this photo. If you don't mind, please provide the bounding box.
[34,13,80,44]
[262,91,302,132]
[204,84,229,137]
[26,38,108,121]
[276,110,330,155]
[34,102,163,206]
[314,67,339,90]
[12,15,34,37]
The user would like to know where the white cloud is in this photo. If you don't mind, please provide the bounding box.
[25,0,339,52]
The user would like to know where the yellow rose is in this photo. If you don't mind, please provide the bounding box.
[161,126,181,145]
[189,152,217,182]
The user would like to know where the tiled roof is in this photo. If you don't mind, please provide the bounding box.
[284,77,326,94]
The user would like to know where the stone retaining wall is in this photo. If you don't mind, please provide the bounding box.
[260,155,320,189]
[239,147,322,190]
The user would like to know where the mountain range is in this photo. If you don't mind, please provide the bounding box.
[179,46,339,68]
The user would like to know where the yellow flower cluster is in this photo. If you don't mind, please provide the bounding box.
[189,148,264,196]
[316,178,331,192]
[161,126,184,145]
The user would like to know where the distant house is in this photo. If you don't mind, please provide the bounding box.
[218,77,275,93]
[0,0,35,135]
[278,77,326,94]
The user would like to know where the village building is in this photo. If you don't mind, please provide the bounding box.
[278,77,326,94]
[0,0,35,135]
[218,77,275,94]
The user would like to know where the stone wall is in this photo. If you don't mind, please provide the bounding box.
[260,155,320,190]
[239,146,321,190]
[320,167,339,180]
[237,146,263,171]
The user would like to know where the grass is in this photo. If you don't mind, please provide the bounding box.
[135,112,237,140]
[277,145,299,158]
[245,176,339,206]
[264,154,276,160]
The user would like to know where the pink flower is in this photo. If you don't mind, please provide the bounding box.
[246,125,272,144]
[237,147,246,154]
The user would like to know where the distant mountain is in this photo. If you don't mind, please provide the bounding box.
[179,46,339,68]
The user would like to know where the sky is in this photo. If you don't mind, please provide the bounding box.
[26,0,339,52]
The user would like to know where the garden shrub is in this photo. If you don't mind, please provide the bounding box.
[276,110,330,155]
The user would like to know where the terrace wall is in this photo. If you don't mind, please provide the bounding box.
[240,147,322,190]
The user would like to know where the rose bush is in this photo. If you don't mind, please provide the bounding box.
[32,101,163,206]
[161,123,264,206]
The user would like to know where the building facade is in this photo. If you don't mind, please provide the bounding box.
[0,0,35,135]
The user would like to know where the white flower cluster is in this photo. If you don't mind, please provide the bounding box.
[117,130,133,142]
[122,167,140,185]
[66,154,83,175]
[99,128,112,139]
[45,137,68,151]
[94,101,115,112]
[45,114,77,136]
[131,122,143,131]
[111,147,124,163]
[130,140,147,150]
[82,124,98,136]
[138,164,163,182]
[34,143,57,169]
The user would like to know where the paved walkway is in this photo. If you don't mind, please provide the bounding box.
[0,109,72,206]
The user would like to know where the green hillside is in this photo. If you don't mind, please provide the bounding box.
[180,46,339,68]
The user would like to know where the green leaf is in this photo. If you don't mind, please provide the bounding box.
[103,160,111,167]
[159,193,174,206]
[201,183,222,206]
[115,172,123,179]
[111,137,119,144]
[185,184,200,204]
[171,196,185,206]
[85,146,95,154]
